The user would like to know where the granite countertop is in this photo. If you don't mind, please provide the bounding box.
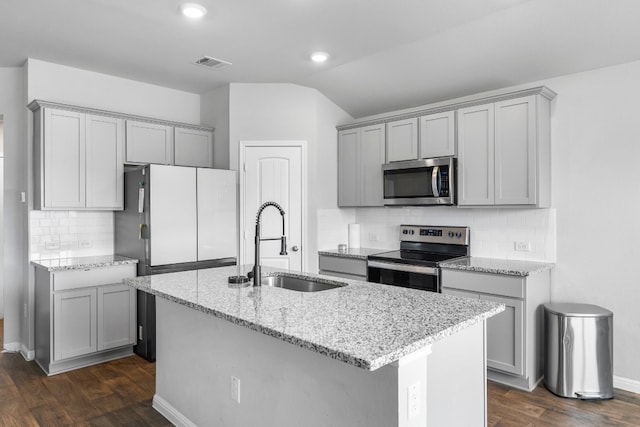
[31,255,139,272]
[124,265,503,371]
[439,256,554,277]
[318,247,390,260]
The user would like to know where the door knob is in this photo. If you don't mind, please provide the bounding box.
[291,246,299,252]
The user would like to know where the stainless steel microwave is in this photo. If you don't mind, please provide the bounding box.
[382,157,456,206]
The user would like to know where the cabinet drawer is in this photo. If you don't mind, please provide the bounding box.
[53,264,136,291]
[318,255,367,277]
[319,270,366,281]
[441,269,524,298]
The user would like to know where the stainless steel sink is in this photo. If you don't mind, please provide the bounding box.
[261,274,347,292]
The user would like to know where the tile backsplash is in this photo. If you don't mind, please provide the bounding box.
[30,211,114,260]
[318,206,556,262]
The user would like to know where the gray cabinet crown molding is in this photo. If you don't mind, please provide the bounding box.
[336,86,557,131]
[28,99,215,133]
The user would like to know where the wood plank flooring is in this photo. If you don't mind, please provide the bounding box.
[1,318,639,426]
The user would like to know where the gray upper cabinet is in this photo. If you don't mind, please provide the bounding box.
[419,110,455,158]
[32,104,124,210]
[458,94,551,207]
[457,103,495,205]
[386,118,418,162]
[125,120,174,165]
[338,124,385,207]
[86,114,124,209]
[174,127,214,168]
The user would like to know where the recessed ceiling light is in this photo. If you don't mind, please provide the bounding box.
[310,52,330,63]
[180,3,207,19]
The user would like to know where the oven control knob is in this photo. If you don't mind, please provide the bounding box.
[455,232,462,238]
[410,230,415,235]
[403,230,407,234]
[448,231,454,238]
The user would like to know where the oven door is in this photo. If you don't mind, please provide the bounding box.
[382,157,454,206]
[367,260,440,292]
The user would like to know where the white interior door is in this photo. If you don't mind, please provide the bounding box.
[150,165,198,265]
[242,143,304,272]
[197,168,238,261]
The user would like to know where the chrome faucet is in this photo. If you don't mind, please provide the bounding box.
[252,202,287,286]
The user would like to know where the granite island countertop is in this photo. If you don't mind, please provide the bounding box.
[318,247,389,260]
[31,255,139,272]
[124,265,503,371]
[439,256,554,276]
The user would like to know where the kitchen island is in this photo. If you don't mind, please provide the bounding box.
[124,266,503,427]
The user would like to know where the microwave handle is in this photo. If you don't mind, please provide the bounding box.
[431,166,440,197]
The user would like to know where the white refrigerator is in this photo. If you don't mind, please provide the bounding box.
[115,164,237,360]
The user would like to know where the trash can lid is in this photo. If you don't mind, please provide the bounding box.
[544,303,613,317]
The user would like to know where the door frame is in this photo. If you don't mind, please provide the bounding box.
[238,140,308,272]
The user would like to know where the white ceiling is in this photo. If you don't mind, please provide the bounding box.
[2,0,640,118]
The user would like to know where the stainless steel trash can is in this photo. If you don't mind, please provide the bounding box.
[544,303,613,399]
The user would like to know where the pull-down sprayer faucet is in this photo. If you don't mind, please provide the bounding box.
[253,202,287,286]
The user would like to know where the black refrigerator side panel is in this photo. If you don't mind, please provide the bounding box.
[135,290,156,362]
[115,165,150,276]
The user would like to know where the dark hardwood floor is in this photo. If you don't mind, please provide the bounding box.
[1,318,639,426]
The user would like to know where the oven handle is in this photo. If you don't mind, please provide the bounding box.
[431,165,440,197]
[368,260,438,276]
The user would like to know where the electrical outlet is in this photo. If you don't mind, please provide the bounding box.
[408,382,420,419]
[45,241,60,250]
[368,233,379,242]
[231,376,241,403]
[514,241,531,252]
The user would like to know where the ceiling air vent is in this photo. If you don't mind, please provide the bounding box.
[193,56,232,70]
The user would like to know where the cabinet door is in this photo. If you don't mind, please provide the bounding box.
[386,118,418,162]
[174,127,213,168]
[125,120,173,165]
[338,129,359,207]
[359,124,385,206]
[457,103,494,205]
[441,288,479,300]
[480,294,524,376]
[97,284,136,351]
[420,111,455,158]
[495,96,536,205]
[43,108,86,208]
[53,288,97,361]
[86,114,124,209]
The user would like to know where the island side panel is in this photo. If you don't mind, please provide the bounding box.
[426,320,487,427]
[154,298,411,427]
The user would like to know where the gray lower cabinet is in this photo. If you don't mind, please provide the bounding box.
[35,264,137,375]
[441,268,549,391]
[318,254,367,280]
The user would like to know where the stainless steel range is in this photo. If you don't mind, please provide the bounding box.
[367,225,470,292]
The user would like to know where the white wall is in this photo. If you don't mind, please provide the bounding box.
[26,59,201,123]
[0,67,27,349]
[201,85,230,169]
[539,61,640,386]
[224,83,351,273]
[20,59,202,354]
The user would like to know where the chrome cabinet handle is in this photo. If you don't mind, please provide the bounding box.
[291,246,299,252]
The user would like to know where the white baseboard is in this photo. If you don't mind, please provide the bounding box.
[20,344,35,361]
[614,376,640,394]
[153,394,197,427]
[3,341,21,353]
